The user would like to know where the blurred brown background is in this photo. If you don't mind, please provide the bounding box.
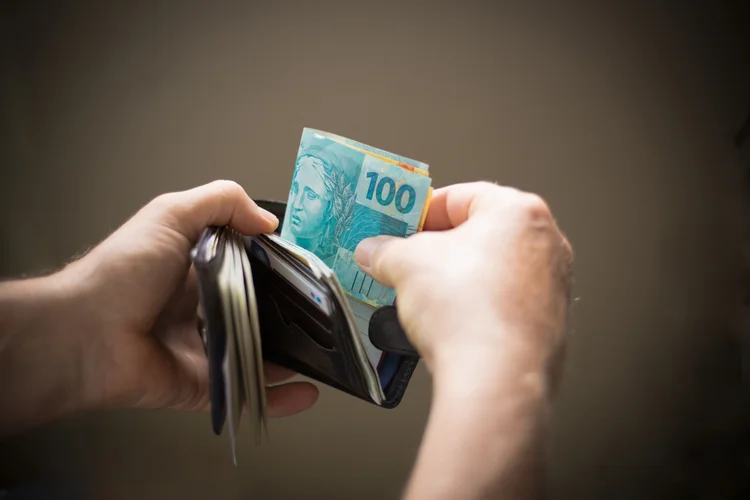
[1,1,749,498]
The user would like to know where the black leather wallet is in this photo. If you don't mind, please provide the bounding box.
[192,200,420,434]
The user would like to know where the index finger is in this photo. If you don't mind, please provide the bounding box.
[423,181,520,231]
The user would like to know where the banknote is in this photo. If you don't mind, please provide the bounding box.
[314,128,430,173]
[280,128,433,310]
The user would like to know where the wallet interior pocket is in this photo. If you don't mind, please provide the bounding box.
[249,249,372,400]
[265,279,335,352]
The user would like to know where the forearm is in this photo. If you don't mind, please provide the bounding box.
[404,350,551,500]
[0,274,87,438]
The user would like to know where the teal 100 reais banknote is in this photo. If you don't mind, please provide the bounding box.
[280,128,433,310]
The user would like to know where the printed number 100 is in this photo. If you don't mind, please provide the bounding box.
[365,172,416,214]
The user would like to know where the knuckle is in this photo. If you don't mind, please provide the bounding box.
[475,180,508,200]
[472,181,526,212]
[475,180,502,191]
[144,191,192,230]
[210,179,244,199]
[516,192,553,222]
[148,191,179,213]
[372,239,404,275]
[562,236,574,259]
[371,235,425,283]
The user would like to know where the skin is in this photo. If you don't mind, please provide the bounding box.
[355,182,573,499]
[0,179,573,500]
[288,156,331,252]
[0,180,319,436]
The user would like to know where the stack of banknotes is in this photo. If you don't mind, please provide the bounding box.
[193,128,432,462]
[281,129,433,359]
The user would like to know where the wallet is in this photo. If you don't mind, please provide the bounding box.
[192,199,421,435]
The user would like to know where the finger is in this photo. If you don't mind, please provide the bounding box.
[149,180,279,244]
[163,266,201,325]
[170,368,317,416]
[263,362,299,385]
[354,235,411,288]
[423,181,518,231]
[266,382,319,418]
[165,349,211,412]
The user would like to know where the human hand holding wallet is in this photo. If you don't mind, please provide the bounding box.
[191,129,430,462]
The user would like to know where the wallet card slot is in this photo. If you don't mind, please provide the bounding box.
[247,242,332,327]
[257,294,359,392]
[266,287,335,352]
[244,236,333,317]
[250,249,371,399]
[251,258,336,351]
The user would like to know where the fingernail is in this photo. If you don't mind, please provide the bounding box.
[354,238,377,269]
[259,207,279,225]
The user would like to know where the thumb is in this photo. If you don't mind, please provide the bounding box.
[354,235,411,289]
[146,180,279,245]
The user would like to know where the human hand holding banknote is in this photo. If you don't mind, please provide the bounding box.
[0,131,573,500]
[355,181,573,383]
[272,130,572,406]
[354,181,574,500]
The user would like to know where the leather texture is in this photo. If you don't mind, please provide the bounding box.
[369,306,418,357]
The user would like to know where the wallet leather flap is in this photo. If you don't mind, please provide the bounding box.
[369,306,418,357]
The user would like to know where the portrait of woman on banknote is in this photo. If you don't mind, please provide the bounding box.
[283,143,359,267]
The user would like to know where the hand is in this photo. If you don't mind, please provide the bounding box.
[57,180,319,415]
[355,181,573,395]
[355,182,573,500]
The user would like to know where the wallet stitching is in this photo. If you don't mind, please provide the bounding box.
[384,358,419,407]
[383,346,418,357]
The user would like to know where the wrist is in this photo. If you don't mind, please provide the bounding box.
[405,337,551,500]
[0,272,91,436]
[432,346,551,424]
[430,324,556,407]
